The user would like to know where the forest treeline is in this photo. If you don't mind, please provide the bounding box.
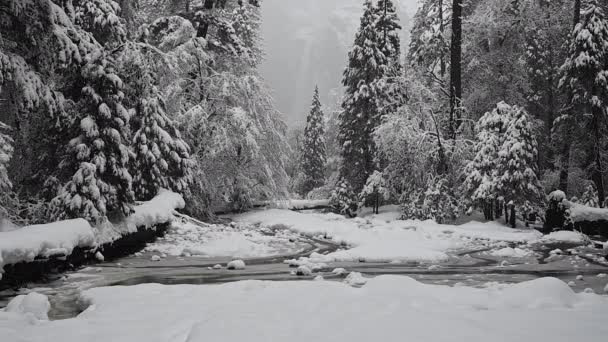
[289,0,608,226]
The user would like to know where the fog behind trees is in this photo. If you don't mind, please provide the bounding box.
[260,0,417,125]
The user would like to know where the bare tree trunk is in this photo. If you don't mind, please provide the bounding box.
[559,0,582,194]
[439,0,446,77]
[196,0,215,38]
[592,112,606,207]
[449,0,463,139]
[509,205,516,228]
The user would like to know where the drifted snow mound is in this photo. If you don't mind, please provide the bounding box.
[5,292,50,321]
[227,260,246,270]
[538,230,587,244]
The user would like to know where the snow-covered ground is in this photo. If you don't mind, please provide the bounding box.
[2,275,607,342]
[233,208,544,263]
[144,220,304,258]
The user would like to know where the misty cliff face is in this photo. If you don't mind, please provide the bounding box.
[260,0,414,125]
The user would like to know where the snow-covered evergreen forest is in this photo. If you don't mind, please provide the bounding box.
[288,0,608,228]
[0,0,290,225]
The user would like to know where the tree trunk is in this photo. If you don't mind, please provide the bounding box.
[449,0,463,139]
[509,205,516,228]
[439,0,446,77]
[494,199,501,220]
[559,0,582,194]
[592,112,606,207]
[196,0,215,38]
[504,202,508,224]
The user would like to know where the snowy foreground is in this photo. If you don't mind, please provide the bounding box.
[2,276,608,342]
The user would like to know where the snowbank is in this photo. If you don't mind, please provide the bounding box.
[1,276,607,342]
[0,190,184,271]
[568,202,608,223]
[95,189,185,244]
[0,219,94,269]
[234,209,541,263]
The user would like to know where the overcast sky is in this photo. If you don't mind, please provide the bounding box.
[260,0,419,127]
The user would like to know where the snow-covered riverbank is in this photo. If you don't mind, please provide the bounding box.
[2,275,608,342]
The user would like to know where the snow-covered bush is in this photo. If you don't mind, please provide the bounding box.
[358,171,390,214]
[330,179,358,217]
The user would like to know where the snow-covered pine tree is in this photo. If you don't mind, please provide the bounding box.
[338,0,387,197]
[559,0,608,207]
[580,183,600,207]
[57,51,135,222]
[463,102,510,216]
[74,0,127,46]
[132,95,194,200]
[497,104,544,225]
[408,0,450,78]
[330,178,358,217]
[299,86,326,195]
[463,102,543,226]
[375,0,402,64]
[118,43,194,201]
[358,170,390,214]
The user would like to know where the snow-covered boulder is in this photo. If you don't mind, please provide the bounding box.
[95,251,105,262]
[296,265,312,276]
[344,272,367,286]
[5,292,50,321]
[332,268,347,275]
[151,255,161,262]
[227,260,246,270]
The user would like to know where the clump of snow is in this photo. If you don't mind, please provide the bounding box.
[344,272,367,286]
[568,281,576,287]
[314,275,324,281]
[332,268,347,275]
[597,273,607,278]
[150,255,161,262]
[296,265,312,276]
[490,247,533,258]
[538,230,587,244]
[583,288,595,294]
[227,260,246,270]
[427,265,441,270]
[550,249,564,255]
[213,264,222,270]
[576,275,584,281]
[94,251,104,262]
[5,292,50,321]
[548,190,566,202]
